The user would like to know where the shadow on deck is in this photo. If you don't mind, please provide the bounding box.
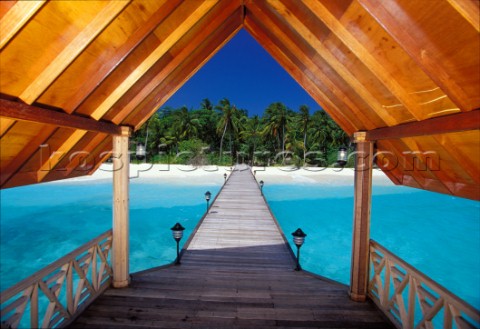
[70,169,394,328]
[70,245,394,329]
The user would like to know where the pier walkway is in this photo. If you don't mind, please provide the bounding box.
[71,168,393,328]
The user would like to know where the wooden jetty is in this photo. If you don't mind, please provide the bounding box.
[70,169,393,328]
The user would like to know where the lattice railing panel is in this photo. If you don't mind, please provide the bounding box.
[1,230,112,328]
[369,240,479,329]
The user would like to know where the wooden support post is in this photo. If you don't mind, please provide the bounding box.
[112,126,131,288]
[349,131,374,302]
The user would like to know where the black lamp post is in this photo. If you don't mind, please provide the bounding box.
[224,173,227,183]
[171,223,185,265]
[292,228,307,271]
[205,191,211,211]
[337,146,348,167]
[259,180,264,195]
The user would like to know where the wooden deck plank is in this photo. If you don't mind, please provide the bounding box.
[70,167,394,328]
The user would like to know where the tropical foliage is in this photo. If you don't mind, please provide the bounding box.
[132,98,350,167]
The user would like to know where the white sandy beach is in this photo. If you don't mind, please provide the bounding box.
[68,163,394,187]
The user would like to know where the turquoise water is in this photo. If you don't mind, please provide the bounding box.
[0,178,221,291]
[264,183,480,309]
[1,177,479,310]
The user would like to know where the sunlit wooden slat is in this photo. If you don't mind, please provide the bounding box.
[0,1,46,50]
[59,0,179,113]
[245,15,356,134]
[89,0,218,120]
[19,1,130,104]
[301,0,424,120]
[262,0,399,126]
[434,132,480,186]
[446,0,480,32]
[126,7,242,129]
[247,2,379,130]
[36,130,87,182]
[357,0,479,111]
[40,132,108,186]
[109,0,242,125]
[0,117,15,137]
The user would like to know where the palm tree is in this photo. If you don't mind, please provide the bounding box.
[262,102,290,163]
[215,98,243,163]
[200,98,213,111]
[298,105,310,165]
[241,115,262,164]
[172,107,200,140]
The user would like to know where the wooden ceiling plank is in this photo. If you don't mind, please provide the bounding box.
[18,1,130,105]
[60,0,181,113]
[245,15,356,134]
[428,135,479,185]
[89,0,218,121]
[0,0,46,50]
[0,118,16,137]
[247,2,378,131]
[44,132,108,180]
[366,109,480,141]
[126,11,242,129]
[0,99,122,135]
[446,0,480,32]
[36,130,87,182]
[301,0,425,121]
[357,0,478,111]
[399,137,457,195]
[379,139,428,189]
[434,132,480,185]
[88,138,114,176]
[0,126,56,187]
[109,0,242,125]
[261,0,399,127]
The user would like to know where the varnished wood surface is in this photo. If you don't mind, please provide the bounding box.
[70,169,394,328]
[0,0,479,200]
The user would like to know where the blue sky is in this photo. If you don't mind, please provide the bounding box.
[162,29,320,117]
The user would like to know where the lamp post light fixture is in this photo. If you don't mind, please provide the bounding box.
[291,228,307,271]
[136,142,146,161]
[171,222,185,265]
[259,180,264,194]
[224,173,227,183]
[205,191,211,211]
[337,146,348,167]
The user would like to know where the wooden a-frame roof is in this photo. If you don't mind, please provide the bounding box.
[0,0,479,200]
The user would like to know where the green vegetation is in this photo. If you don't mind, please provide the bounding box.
[132,98,351,167]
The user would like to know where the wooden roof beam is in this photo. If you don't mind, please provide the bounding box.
[61,0,183,113]
[357,0,479,110]
[127,8,243,129]
[0,1,46,50]
[258,0,398,127]
[88,0,218,121]
[446,0,479,33]
[366,110,480,141]
[18,1,130,105]
[109,0,243,125]
[0,99,123,135]
[244,7,359,132]
[301,0,424,120]
[245,19,354,134]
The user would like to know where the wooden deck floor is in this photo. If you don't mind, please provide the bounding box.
[70,168,393,328]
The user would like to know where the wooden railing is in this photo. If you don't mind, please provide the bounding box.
[1,230,113,328]
[368,240,480,329]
